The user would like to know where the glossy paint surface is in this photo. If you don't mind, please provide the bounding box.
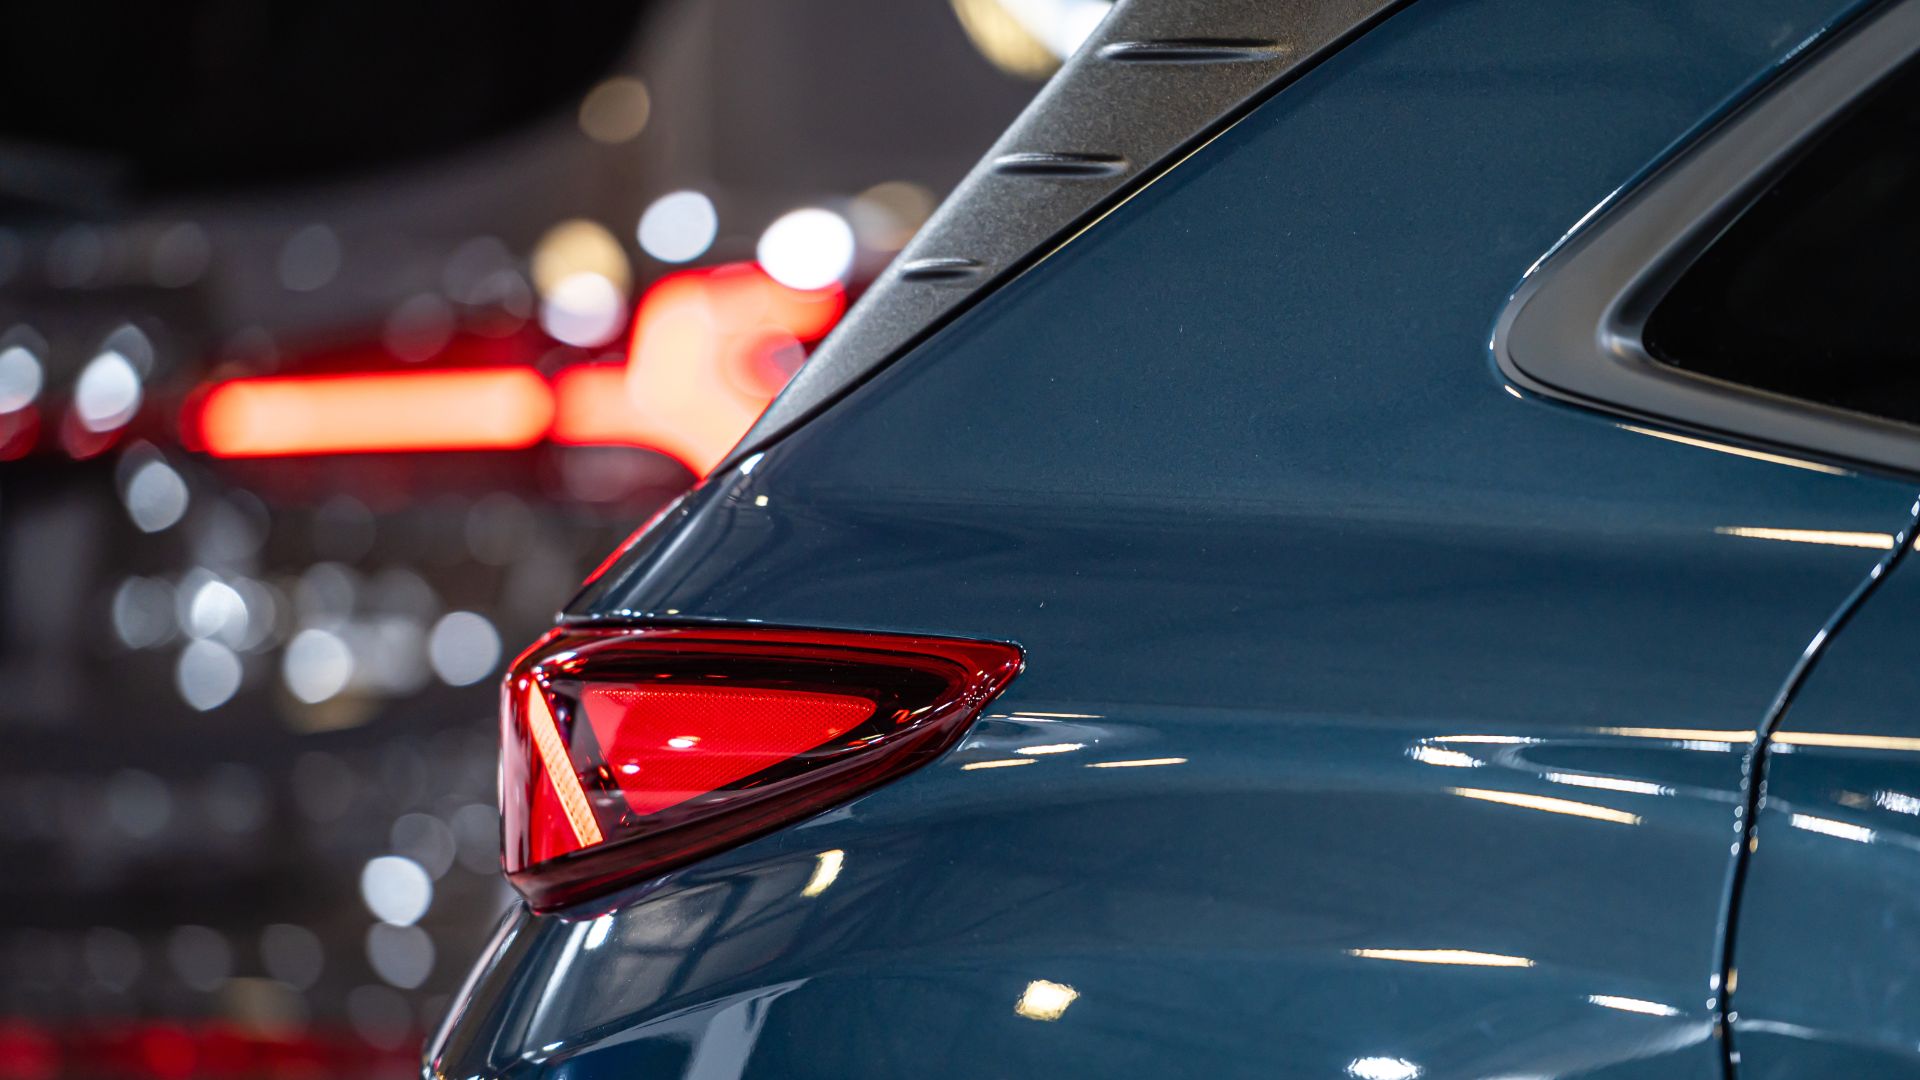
[440,0,1920,1076]
[1728,528,1920,1079]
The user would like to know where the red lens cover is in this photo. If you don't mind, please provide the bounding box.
[500,625,1023,910]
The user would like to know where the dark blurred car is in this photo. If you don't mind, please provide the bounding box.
[431,0,1920,1077]
[0,2,1052,1075]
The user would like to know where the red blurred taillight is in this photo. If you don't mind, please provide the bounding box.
[500,625,1022,909]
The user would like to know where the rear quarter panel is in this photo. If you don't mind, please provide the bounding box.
[435,0,1920,1076]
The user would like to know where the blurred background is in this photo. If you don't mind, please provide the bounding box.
[0,2,1109,1075]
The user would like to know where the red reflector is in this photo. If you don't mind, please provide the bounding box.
[583,685,876,815]
[501,626,1022,910]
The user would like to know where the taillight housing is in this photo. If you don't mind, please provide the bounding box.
[500,625,1022,910]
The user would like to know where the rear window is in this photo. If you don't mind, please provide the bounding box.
[1643,56,1920,427]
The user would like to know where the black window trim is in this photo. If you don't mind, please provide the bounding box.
[726,0,1411,471]
[1493,0,1920,478]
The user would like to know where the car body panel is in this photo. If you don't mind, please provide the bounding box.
[438,0,1920,1076]
[1725,519,1920,1078]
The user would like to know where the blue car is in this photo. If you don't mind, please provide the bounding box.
[429,0,1920,1075]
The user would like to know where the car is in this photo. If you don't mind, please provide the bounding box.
[426,0,1920,1076]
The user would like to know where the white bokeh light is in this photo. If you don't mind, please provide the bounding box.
[176,640,242,711]
[112,576,176,649]
[539,271,627,347]
[187,579,248,644]
[638,191,718,263]
[756,208,855,290]
[124,460,189,533]
[427,611,501,687]
[0,345,42,412]
[74,350,143,431]
[283,628,354,704]
[360,855,433,926]
[365,924,434,989]
[230,578,278,651]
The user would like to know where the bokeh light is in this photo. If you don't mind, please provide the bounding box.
[175,640,242,711]
[360,856,433,927]
[538,271,627,347]
[165,927,231,993]
[532,218,630,297]
[260,924,325,990]
[122,459,189,533]
[284,628,354,704]
[428,612,501,687]
[638,191,719,264]
[186,578,247,643]
[279,224,342,292]
[150,223,212,287]
[112,577,177,649]
[366,925,434,990]
[0,343,43,412]
[73,350,142,432]
[578,76,652,144]
[757,208,857,290]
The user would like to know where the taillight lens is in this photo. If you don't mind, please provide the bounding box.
[500,625,1022,909]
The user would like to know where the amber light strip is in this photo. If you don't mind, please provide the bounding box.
[1588,726,1752,743]
[1774,731,1920,753]
[526,685,604,847]
[1446,787,1642,826]
[1714,526,1896,550]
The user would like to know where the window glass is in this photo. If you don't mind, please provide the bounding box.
[1644,57,1920,426]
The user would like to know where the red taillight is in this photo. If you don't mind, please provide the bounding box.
[500,626,1022,909]
[189,368,555,457]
